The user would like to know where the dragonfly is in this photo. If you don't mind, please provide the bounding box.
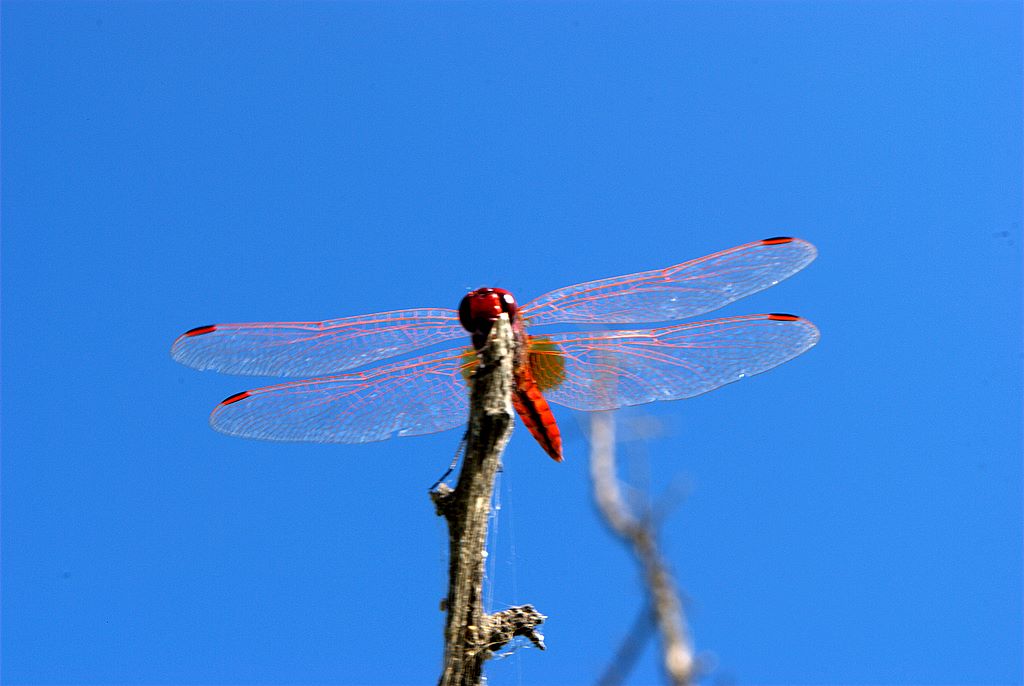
[171,237,819,462]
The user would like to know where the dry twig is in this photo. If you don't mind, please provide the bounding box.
[431,315,546,686]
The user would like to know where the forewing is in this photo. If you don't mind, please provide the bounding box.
[532,314,819,411]
[171,309,463,377]
[520,237,816,326]
[209,347,476,443]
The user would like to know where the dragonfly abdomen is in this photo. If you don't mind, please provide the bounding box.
[512,369,563,462]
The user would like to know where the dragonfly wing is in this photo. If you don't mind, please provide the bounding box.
[519,237,816,326]
[531,314,819,411]
[209,347,476,443]
[171,309,463,377]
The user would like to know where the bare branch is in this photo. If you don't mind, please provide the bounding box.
[595,603,655,686]
[431,316,545,686]
[589,412,694,686]
[484,604,547,653]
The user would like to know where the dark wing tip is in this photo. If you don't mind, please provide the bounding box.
[184,324,217,337]
[760,236,794,245]
[767,313,801,321]
[220,391,251,406]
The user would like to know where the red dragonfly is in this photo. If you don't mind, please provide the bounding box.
[172,237,818,462]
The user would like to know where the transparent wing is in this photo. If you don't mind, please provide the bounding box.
[171,309,463,377]
[530,314,819,411]
[519,237,816,326]
[209,347,476,443]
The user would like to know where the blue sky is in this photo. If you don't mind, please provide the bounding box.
[2,2,1021,685]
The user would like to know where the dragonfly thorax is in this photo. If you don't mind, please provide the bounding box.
[458,287,519,350]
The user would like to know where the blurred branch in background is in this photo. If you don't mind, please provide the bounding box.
[590,412,694,686]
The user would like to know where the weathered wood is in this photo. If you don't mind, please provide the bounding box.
[431,315,545,686]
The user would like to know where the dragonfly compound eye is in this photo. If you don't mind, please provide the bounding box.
[458,288,519,348]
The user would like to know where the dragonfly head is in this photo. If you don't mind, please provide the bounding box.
[459,287,519,350]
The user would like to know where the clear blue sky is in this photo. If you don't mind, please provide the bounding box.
[3,2,1021,684]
